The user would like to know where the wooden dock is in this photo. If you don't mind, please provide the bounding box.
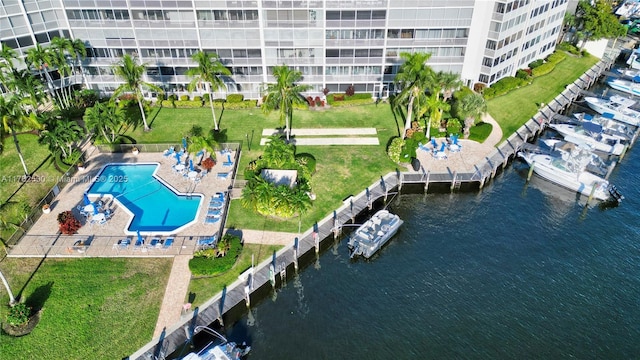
[129,54,623,360]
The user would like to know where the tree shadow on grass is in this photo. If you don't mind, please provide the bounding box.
[388,94,403,138]
[25,281,53,312]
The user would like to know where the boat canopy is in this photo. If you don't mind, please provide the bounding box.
[583,121,603,134]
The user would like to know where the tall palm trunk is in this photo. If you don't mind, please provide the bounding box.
[404,93,415,137]
[137,86,150,131]
[10,128,29,177]
[0,269,16,305]
[207,82,219,131]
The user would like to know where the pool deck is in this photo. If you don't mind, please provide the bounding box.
[10,147,236,257]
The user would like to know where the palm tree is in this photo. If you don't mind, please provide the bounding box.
[112,54,163,131]
[0,96,42,177]
[186,51,231,131]
[50,37,75,109]
[70,38,88,88]
[10,69,45,112]
[0,44,18,92]
[453,92,487,138]
[433,71,462,102]
[84,101,127,143]
[25,44,57,102]
[38,113,85,159]
[0,269,16,305]
[423,92,451,139]
[261,65,311,141]
[393,52,434,138]
[261,135,295,168]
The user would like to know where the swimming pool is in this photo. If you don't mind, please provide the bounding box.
[88,163,202,234]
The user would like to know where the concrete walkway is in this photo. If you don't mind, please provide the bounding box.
[260,127,380,146]
[260,137,380,145]
[262,128,378,136]
[240,229,298,246]
[153,255,192,338]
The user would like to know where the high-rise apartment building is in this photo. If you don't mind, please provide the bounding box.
[1,0,569,98]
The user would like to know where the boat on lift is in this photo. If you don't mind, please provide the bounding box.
[607,78,640,97]
[182,326,250,360]
[548,121,627,156]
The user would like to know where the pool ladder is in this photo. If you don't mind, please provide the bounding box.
[186,182,197,199]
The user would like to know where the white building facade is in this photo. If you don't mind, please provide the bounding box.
[1,0,569,98]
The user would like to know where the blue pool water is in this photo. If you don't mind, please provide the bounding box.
[88,163,202,233]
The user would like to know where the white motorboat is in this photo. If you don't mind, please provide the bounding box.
[607,78,640,97]
[572,113,634,141]
[347,209,403,259]
[182,327,250,360]
[517,141,623,202]
[584,95,640,126]
[548,122,627,155]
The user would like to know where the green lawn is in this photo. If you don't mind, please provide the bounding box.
[131,104,401,232]
[0,134,67,243]
[487,53,599,141]
[187,243,283,308]
[0,257,171,359]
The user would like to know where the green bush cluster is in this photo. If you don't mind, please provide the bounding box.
[468,121,493,142]
[193,95,203,102]
[483,76,528,99]
[546,51,567,64]
[295,153,317,174]
[179,95,190,101]
[156,93,165,101]
[531,62,556,77]
[387,137,404,163]
[160,100,203,108]
[329,98,374,107]
[447,118,462,135]
[6,303,31,326]
[188,234,243,276]
[227,94,244,103]
[528,59,544,69]
[326,92,372,105]
[515,69,531,80]
[557,41,581,55]
[224,100,258,109]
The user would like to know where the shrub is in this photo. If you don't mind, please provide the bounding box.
[188,234,243,276]
[410,130,427,145]
[581,49,589,57]
[161,100,203,108]
[557,41,581,55]
[400,138,417,163]
[295,153,316,174]
[307,96,314,106]
[179,95,190,101]
[483,76,528,100]
[546,51,566,64]
[345,85,355,96]
[315,96,322,106]
[531,61,556,77]
[57,210,82,235]
[329,98,373,107]
[223,100,258,109]
[473,83,486,93]
[202,157,215,171]
[387,137,404,163]
[515,69,530,80]
[447,118,462,135]
[528,59,544,69]
[323,87,330,95]
[156,93,165,101]
[6,303,31,326]
[332,94,344,102]
[227,94,244,103]
[203,93,210,102]
[193,95,202,103]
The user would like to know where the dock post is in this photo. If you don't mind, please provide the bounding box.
[366,188,372,210]
[332,211,339,239]
[587,183,598,204]
[244,284,250,307]
[424,171,430,192]
[605,161,617,180]
[619,144,629,161]
[269,263,275,287]
[450,171,457,192]
[526,162,536,181]
[381,176,388,202]
[479,175,486,189]
[251,254,255,289]
[293,237,299,271]
[350,198,355,222]
[314,231,319,254]
[397,170,402,192]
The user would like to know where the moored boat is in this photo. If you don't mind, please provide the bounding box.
[182,326,250,360]
[517,141,623,202]
[606,78,640,97]
[572,113,634,141]
[548,122,627,156]
[347,209,403,259]
[584,95,640,126]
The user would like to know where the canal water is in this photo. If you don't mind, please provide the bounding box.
[222,108,640,357]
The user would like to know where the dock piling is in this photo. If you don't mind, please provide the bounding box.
[526,162,536,181]
[293,237,299,271]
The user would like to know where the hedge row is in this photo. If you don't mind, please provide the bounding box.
[158,99,258,109]
[483,76,529,99]
[329,98,374,107]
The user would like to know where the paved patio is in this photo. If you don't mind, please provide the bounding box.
[8,145,237,257]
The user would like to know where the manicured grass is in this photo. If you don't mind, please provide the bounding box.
[468,122,493,142]
[487,53,599,141]
[130,104,401,232]
[187,243,283,308]
[0,257,171,360]
[0,134,66,242]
